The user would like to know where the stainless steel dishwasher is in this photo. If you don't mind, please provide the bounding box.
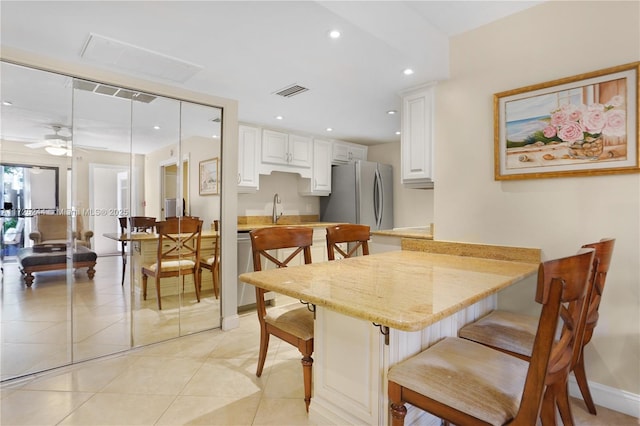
[237,231,276,309]
[236,231,256,308]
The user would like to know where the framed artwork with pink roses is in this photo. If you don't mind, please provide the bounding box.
[494,62,639,180]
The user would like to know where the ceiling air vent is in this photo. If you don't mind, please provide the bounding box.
[73,80,157,103]
[273,84,309,98]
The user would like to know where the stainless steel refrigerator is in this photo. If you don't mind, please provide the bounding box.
[320,160,393,230]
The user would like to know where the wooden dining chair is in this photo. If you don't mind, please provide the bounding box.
[199,219,220,299]
[119,216,156,286]
[458,238,615,417]
[141,217,202,310]
[325,224,370,260]
[388,248,595,426]
[249,226,314,411]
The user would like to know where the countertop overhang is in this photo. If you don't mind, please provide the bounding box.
[239,249,539,331]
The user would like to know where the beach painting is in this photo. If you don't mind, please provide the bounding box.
[494,63,639,180]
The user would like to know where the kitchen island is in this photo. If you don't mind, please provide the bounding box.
[239,240,540,425]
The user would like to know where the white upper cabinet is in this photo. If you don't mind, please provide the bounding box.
[237,124,260,193]
[331,140,368,164]
[298,138,332,196]
[261,129,312,170]
[400,84,435,189]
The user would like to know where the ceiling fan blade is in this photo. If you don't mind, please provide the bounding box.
[25,141,51,149]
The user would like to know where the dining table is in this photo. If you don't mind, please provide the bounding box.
[103,230,219,298]
[239,239,540,425]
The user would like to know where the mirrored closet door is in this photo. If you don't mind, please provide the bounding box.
[1,60,223,381]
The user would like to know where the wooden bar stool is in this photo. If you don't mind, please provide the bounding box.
[458,238,614,417]
[388,248,595,426]
[325,224,370,260]
[249,226,314,411]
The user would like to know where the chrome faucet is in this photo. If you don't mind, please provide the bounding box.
[272,193,283,223]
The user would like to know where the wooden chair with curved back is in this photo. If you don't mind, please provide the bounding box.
[325,224,370,260]
[249,226,314,411]
[141,217,202,310]
[118,216,156,286]
[458,238,615,418]
[388,248,595,426]
[198,219,220,299]
[573,238,615,414]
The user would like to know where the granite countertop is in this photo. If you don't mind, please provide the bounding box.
[237,215,343,232]
[371,225,434,240]
[239,248,539,331]
[103,230,218,241]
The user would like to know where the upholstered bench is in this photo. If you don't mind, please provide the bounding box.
[17,244,97,287]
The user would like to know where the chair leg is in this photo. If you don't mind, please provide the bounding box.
[142,274,148,300]
[155,277,162,310]
[388,381,408,426]
[121,250,126,286]
[557,381,575,426]
[574,350,597,414]
[256,327,270,377]
[301,351,313,412]
[193,272,200,303]
[212,264,220,299]
[540,385,558,426]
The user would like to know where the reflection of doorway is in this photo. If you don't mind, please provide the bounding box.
[89,164,128,255]
[160,157,189,220]
[1,164,58,256]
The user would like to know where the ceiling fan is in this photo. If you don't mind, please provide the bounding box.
[26,125,72,156]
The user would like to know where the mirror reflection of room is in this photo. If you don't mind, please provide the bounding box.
[0,60,223,381]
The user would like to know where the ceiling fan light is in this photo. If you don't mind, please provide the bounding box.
[45,146,69,156]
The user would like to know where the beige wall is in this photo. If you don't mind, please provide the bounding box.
[237,171,320,218]
[435,0,639,398]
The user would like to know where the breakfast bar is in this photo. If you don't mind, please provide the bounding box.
[239,240,540,425]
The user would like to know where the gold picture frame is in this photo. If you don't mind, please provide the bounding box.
[494,62,639,180]
[199,157,219,195]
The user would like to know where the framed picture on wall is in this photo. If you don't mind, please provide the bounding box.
[494,62,639,180]
[199,157,219,195]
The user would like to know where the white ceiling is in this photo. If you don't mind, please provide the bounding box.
[0,1,542,151]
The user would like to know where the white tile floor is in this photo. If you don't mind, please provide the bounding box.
[1,310,321,426]
[1,255,221,380]
[1,257,638,425]
[2,309,639,425]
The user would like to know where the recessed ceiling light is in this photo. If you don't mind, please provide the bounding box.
[387,110,397,115]
[153,125,160,130]
[275,115,284,120]
[326,127,333,132]
[395,131,401,135]
[403,68,414,76]
[212,134,219,139]
[2,101,13,106]
[329,30,341,39]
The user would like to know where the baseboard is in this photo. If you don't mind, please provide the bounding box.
[221,313,240,331]
[568,376,640,418]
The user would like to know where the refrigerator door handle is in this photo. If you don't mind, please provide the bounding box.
[374,168,383,229]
